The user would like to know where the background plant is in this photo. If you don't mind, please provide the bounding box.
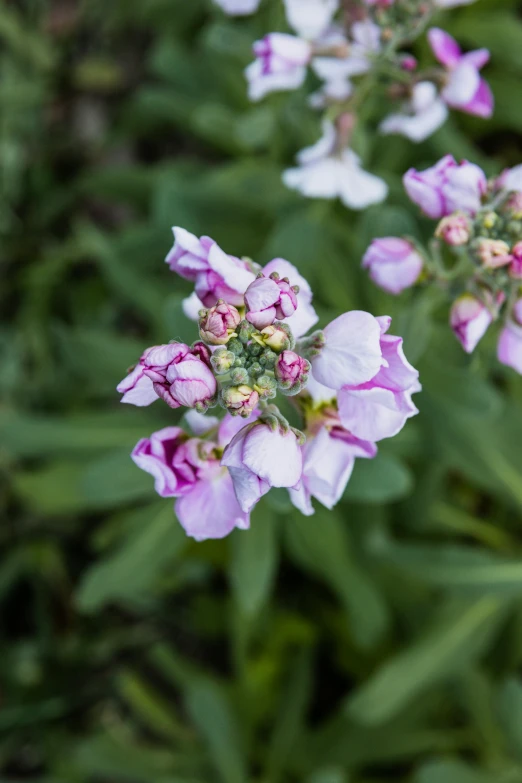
[3,0,522,781]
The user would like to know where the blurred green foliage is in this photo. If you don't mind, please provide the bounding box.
[3,0,522,780]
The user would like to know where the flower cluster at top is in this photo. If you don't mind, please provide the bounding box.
[117,228,420,541]
[213,0,491,211]
[362,155,522,374]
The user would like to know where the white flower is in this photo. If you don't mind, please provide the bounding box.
[213,0,262,13]
[283,121,388,210]
[245,33,312,101]
[283,0,339,40]
[380,81,449,143]
[434,0,476,6]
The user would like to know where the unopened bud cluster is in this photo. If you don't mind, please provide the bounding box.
[362,155,522,374]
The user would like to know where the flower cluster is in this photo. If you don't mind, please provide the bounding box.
[212,0,491,210]
[118,227,420,540]
[362,155,522,374]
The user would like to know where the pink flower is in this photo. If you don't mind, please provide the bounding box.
[311,310,384,390]
[199,302,241,345]
[290,425,376,516]
[165,229,256,311]
[380,82,448,143]
[194,243,255,309]
[221,421,303,512]
[498,299,522,375]
[336,316,420,442]
[428,28,493,118]
[117,343,217,410]
[450,294,493,353]
[245,274,298,330]
[435,213,471,246]
[403,155,487,219]
[165,227,214,281]
[245,33,312,102]
[133,428,250,541]
[362,237,423,295]
[213,0,261,13]
[117,343,192,407]
[262,258,318,338]
[275,350,310,392]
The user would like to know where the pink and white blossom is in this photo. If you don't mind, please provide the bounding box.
[498,165,522,194]
[117,343,194,407]
[450,294,493,353]
[165,228,214,281]
[362,237,424,295]
[132,429,249,541]
[428,28,493,118]
[199,302,241,345]
[435,0,477,6]
[311,310,384,390]
[263,258,319,338]
[245,274,298,330]
[275,350,310,389]
[222,422,303,512]
[290,425,376,515]
[155,353,217,410]
[213,0,261,13]
[283,121,388,210]
[403,155,487,219]
[380,82,448,143]
[498,300,522,375]
[435,213,471,246]
[283,0,339,40]
[336,316,420,442]
[246,34,311,102]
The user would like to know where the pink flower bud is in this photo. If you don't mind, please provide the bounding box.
[476,239,512,269]
[275,351,310,392]
[450,294,493,354]
[245,274,298,331]
[435,213,471,246]
[400,55,417,72]
[362,237,423,295]
[221,385,260,417]
[199,301,241,345]
[510,242,522,279]
[155,354,217,410]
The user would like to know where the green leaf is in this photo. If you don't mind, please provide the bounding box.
[229,507,278,617]
[184,679,246,783]
[344,453,414,504]
[76,502,186,611]
[496,678,522,762]
[285,508,389,649]
[414,759,501,783]
[348,597,508,725]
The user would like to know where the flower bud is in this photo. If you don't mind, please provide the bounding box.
[221,385,260,417]
[400,54,417,72]
[211,348,236,375]
[362,237,423,295]
[245,274,299,330]
[255,375,278,399]
[230,367,250,385]
[450,294,493,354]
[435,213,471,246]
[260,323,294,352]
[199,301,241,345]
[476,239,512,269]
[275,351,310,394]
[510,241,522,279]
[504,192,522,219]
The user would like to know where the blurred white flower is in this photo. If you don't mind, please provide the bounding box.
[283,121,388,209]
[380,81,448,142]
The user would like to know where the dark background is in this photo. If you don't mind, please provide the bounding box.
[2,0,522,780]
